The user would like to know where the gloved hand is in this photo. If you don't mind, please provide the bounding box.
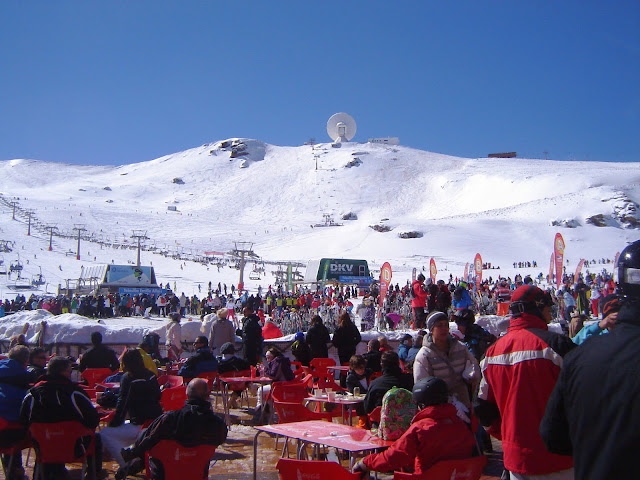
[352,459,369,476]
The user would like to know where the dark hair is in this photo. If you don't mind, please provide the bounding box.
[194,335,208,347]
[380,351,400,371]
[121,348,146,376]
[338,312,353,328]
[349,355,366,370]
[90,331,103,346]
[29,347,46,363]
[311,315,323,326]
[47,356,71,376]
[266,347,282,357]
[368,339,381,351]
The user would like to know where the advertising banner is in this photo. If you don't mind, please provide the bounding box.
[463,263,469,282]
[412,267,417,282]
[106,265,154,286]
[548,252,554,284]
[575,258,585,279]
[379,262,392,308]
[429,258,437,283]
[474,253,483,289]
[554,233,565,288]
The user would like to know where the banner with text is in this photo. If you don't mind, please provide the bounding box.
[554,233,565,288]
[379,262,392,308]
[429,258,437,283]
[474,253,483,289]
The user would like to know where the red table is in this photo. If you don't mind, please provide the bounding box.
[253,420,393,480]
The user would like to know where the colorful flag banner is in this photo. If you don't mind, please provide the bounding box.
[554,233,565,288]
[379,262,392,308]
[429,258,437,283]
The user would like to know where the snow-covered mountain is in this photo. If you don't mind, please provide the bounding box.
[0,139,638,297]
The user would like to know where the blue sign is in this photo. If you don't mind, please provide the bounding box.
[119,287,166,296]
[338,275,373,285]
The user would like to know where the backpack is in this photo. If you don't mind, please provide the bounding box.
[377,387,417,441]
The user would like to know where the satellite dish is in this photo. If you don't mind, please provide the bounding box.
[327,113,357,143]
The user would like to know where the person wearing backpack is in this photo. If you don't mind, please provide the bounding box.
[353,376,476,477]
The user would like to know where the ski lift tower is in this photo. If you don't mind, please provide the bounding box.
[24,209,35,236]
[131,230,149,267]
[45,226,58,251]
[73,224,86,260]
[231,241,255,291]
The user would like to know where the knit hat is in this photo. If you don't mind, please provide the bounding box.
[217,307,229,318]
[426,311,448,331]
[220,342,236,354]
[294,332,304,342]
[601,294,622,318]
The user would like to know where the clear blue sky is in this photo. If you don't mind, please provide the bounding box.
[1,1,638,165]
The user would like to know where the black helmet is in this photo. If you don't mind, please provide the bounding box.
[618,240,640,299]
[453,308,475,326]
[417,273,426,282]
[412,376,448,407]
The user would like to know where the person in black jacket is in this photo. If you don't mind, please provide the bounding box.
[363,351,413,415]
[362,339,382,373]
[177,336,218,378]
[332,312,362,365]
[26,347,47,383]
[20,356,103,480]
[540,240,640,480]
[101,349,163,469]
[241,307,263,366]
[115,378,227,480]
[305,315,331,359]
[78,332,119,372]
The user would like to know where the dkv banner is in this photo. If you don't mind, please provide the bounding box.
[554,233,565,288]
[474,253,483,289]
[379,262,392,308]
[429,258,437,283]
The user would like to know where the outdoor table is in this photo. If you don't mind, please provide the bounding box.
[95,382,120,390]
[218,375,273,427]
[305,393,365,425]
[327,366,350,372]
[253,420,393,480]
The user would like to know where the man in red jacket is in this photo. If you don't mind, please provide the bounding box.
[352,376,475,476]
[411,274,429,329]
[474,285,576,480]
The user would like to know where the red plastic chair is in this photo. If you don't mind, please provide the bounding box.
[160,385,187,411]
[146,440,217,480]
[197,371,219,392]
[271,382,308,403]
[276,458,361,480]
[81,368,113,388]
[368,406,382,425]
[29,421,96,480]
[219,369,252,408]
[273,401,333,424]
[157,375,184,389]
[0,418,31,480]
[393,456,487,480]
[309,358,336,378]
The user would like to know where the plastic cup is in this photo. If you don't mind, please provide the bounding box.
[327,392,336,402]
[314,388,322,398]
[353,387,360,396]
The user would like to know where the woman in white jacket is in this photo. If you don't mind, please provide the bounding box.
[413,311,480,409]
[165,313,182,360]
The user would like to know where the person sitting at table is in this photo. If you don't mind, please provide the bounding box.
[346,355,371,429]
[253,347,294,420]
[27,347,48,382]
[177,336,218,378]
[100,349,163,469]
[79,331,120,373]
[352,376,475,477]
[217,342,251,409]
[362,339,382,373]
[115,378,228,480]
[20,356,104,480]
[137,337,159,376]
[363,351,413,416]
[378,335,392,353]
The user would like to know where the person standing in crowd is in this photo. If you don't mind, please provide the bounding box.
[79,331,120,372]
[353,376,475,477]
[475,285,576,480]
[540,240,640,480]
[290,332,312,366]
[411,274,429,329]
[208,307,235,355]
[452,309,497,363]
[306,315,331,359]
[241,307,263,366]
[571,294,621,345]
[332,312,362,366]
[413,312,480,410]
[165,313,183,361]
